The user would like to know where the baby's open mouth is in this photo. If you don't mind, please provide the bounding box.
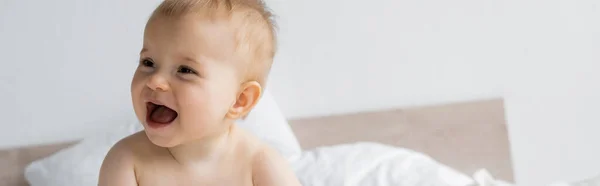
[146,102,178,125]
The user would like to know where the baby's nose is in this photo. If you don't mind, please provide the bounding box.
[147,74,170,92]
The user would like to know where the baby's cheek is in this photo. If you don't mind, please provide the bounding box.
[130,80,147,106]
[180,105,221,137]
[181,95,215,120]
[130,86,144,118]
[130,73,145,89]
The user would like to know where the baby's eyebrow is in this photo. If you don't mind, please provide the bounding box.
[181,55,202,64]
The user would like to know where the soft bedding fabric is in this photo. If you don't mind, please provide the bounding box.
[289,142,476,186]
[290,142,600,186]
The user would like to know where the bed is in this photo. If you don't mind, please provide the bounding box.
[0,98,514,186]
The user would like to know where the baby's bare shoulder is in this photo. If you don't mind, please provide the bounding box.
[98,131,150,186]
[245,137,302,186]
[108,131,156,157]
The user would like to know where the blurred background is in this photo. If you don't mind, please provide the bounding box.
[1,0,599,185]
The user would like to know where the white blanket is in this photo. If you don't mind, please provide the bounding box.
[289,142,600,186]
[289,142,477,186]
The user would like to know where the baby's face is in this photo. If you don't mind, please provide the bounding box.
[131,14,241,147]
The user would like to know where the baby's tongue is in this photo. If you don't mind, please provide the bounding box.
[150,105,177,124]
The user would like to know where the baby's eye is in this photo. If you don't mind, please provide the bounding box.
[177,66,197,75]
[140,59,154,67]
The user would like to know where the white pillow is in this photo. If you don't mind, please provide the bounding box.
[24,90,302,186]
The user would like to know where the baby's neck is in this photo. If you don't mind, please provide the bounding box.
[167,122,237,166]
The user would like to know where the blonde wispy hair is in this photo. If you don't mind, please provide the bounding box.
[149,0,277,86]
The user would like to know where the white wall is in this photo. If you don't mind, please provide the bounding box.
[502,0,600,185]
[1,0,599,185]
[0,0,162,148]
[270,0,506,119]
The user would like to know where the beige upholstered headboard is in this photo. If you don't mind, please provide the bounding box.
[289,98,513,181]
[0,98,513,186]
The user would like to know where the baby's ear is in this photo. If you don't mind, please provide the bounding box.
[227,81,262,120]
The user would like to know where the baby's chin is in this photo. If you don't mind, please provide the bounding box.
[143,129,185,148]
[141,121,185,148]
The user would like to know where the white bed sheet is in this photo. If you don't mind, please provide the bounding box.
[289,142,476,186]
[289,142,600,186]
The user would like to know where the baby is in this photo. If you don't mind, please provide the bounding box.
[98,0,301,185]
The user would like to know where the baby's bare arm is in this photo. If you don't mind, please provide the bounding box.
[98,139,138,186]
[251,147,302,186]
